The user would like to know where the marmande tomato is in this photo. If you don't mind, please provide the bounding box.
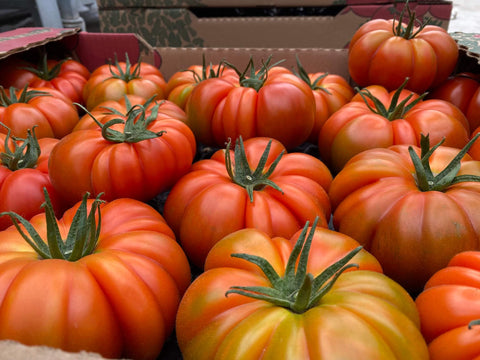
[428,72,480,132]
[0,86,79,139]
[176,219,428,360]
[48,101,196,206]
[0,55,90,104]
[163,136,332,268]
[329,135,480,295]
[0,194,191,360]
[318,81,470,173]
[185,58,315,149]
[165,61,239,109]
[83,54,166,110]
[348,5,458,93]
[416,251,480,360]
[0,128,64,230]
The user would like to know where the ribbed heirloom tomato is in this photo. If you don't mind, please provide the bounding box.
[0,55,90,104]
[329,134,480,295]
[348,4,458,93]
[294,57,354,142]
[0,86,79,139]
[48,100,196,206]
[428,72,480,132]
[163,136,332,268]
[185,57,315,149]
[416,251,480,360]
[165,61,239,110]
[318,80,470,173]
[83,54,167,110]
[0,193,191,360]
[176,218,428,360]
[0,127,64,230]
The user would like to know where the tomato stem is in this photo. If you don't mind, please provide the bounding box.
[0,125,41,170]
[18,54,67,81]
[224,136,284,202]
[75,100,166,143]
[410,133,480,192]
[224,56,284,91]
[294,55,332,95]
[356,78,426,120]
[226,217,362,314]
[393,0,430,39]
[0,189,104,261]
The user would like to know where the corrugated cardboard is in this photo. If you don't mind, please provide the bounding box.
[97,0,452,48]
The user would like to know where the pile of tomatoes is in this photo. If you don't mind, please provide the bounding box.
[0,5,480,360]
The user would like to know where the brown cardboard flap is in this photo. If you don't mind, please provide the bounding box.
[0,27,79,60]
[72,32,162,71]
[157,46,349,80]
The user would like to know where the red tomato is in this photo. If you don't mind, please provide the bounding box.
[163,136,333,268]
[328,135,480,295]
[165,62,239,109]
[428,72,480,132]
[0,55,90,104]
[348,5,458,93]
[0,129,64,230]
[318,82,470,173]
[416,251,480,360]
[48,101,196,206]
[294,59,355,142]
[176,219,428,359]
[83,55,167,110]
[185,60,315,149]
[0,194,191,359]
[0,86,79,139]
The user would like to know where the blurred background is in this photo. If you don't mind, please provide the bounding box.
[0,0,479,37]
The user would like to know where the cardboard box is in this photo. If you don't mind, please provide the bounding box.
[0,26,479,360]
[96,0,452,49]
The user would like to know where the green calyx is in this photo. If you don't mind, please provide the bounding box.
[469,319,480,329]
[107,53,141,82]
[77,99,166,143]
[392,0,431,39]
[0,124,41,170]
[189,55,231,84]
[0,85,50,107]
[225,137,284,203]
[224,55,284,91]
[19,54,67,81]
[226,217,362,314]
[356,78,425,120]
[294,55,331,95]
[0,189,104,261]
[410,133,480,192]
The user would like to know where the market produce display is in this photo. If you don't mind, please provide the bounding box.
[0,3,479,359]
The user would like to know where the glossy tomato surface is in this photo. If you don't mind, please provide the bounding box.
[0,198,191,359]
[176,225,428,360]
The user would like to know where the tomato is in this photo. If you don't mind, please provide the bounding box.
[328,134,480,295]
[0,192,191,359]
[428,72,480,132]
[0,55,90,104]
[416,251,480,360]
[74,96,186,132]
[165,62,239,109]
[48,101,196,206]
[83,55,167,110]
[0,128,64,230]
[0,86,79,139]
[294,59,355,142]
[348,4,458,93]
[176,218,428,359]
[318,81,470,173]
[163,136,333,268]
[185,58,315,149]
